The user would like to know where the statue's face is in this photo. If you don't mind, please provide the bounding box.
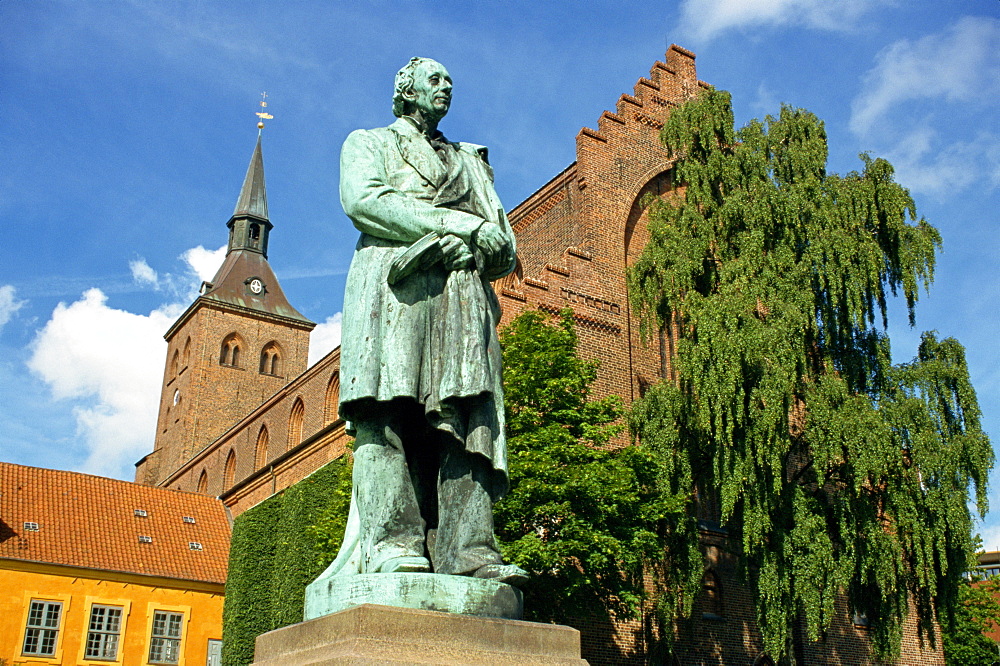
[406,60,452,122]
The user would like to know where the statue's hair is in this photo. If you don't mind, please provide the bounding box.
[392,57,434,118]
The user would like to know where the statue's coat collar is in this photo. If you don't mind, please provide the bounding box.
[390,117,447,188]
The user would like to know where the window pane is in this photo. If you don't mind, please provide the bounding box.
[85,605,123,659]
[167,613,182,638]
[150,611,183,664]
[23,601,61,656]
[106,607,122,632]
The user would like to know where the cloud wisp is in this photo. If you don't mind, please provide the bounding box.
[679,0,886,42]
[0,285,27,331]
[849,16,1000,196]
[129,258,159,287]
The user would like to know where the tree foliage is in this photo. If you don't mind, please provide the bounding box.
[627,89,992,660]
[495,309,685,622]
[943,575,1000,665]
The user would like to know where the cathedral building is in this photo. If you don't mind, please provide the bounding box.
[134,46,945,665]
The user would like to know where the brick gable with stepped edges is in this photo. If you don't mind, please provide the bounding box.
[498,45,706,409]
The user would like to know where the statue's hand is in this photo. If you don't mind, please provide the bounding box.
[475,224,513,272]
[474,223,509,257]
[439,234,474,270]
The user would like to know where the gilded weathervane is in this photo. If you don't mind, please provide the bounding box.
[256,92,273,132]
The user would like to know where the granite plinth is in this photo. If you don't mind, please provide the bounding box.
[252,603,588,665]
[304,572,523,621]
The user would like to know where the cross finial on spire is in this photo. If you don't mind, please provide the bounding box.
[256,92,273,134]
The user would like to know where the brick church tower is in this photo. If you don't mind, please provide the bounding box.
[135,135,315,486]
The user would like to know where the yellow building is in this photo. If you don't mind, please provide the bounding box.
[0,462,230,665]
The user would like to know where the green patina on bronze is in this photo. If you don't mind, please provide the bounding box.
[309,57,527,612]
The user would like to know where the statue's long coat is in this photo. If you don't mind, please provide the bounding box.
[338,117,517,488]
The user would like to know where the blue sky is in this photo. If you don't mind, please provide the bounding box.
[2,1,998,542]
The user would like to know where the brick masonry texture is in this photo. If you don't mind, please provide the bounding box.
[140,46,945,665]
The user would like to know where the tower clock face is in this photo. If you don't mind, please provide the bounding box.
[248,278,264,295]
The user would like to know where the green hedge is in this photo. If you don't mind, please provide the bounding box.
[221,455,352,666]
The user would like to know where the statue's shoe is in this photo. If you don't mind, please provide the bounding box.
[376,556,431,573]
[472,563,529,586]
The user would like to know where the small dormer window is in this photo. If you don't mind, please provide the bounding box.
[138,535,153,544]
[183,516,196,524]
[134,509,148,517]
[189,542,203,551]
[23,521,39,531]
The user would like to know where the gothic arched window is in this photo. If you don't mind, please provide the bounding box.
[255,425,269,469]
[701,569,724,620]
[220,333,243,368]
[325,373,340,424]
[288,398,305,450]
[197,469,208,494]
[224,450,237,488]
[259,341,282,377]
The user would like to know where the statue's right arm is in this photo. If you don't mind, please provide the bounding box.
[340,130,485,244]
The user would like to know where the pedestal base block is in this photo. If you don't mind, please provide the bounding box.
[305,572,523,620]
[252,603,588,665]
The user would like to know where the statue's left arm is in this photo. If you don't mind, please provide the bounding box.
[459,143,517,281]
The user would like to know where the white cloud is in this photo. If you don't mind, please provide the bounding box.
[309,312,342,366]
[0,285,26,330]
[680,0,885,42]
[27,288,183,480]
[129,258,159,287]
[849,17,1000,197]
[182,245,227,284]
[850,17,1000,136]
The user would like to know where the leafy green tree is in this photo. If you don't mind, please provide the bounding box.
[627,89,991,661]
[943,575,1000,665]
[495,309,685,622]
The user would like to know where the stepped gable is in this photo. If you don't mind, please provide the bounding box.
[0,462,230,584]
[499,45,705,404]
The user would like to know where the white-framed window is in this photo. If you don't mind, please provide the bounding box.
[22,599,62,656]
[85,604,123,660]
[149,610,184,664]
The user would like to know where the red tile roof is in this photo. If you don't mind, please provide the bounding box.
[0,462,229,584]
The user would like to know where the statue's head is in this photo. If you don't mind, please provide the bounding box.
[392,57,452,121]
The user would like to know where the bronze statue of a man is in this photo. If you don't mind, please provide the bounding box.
[329,57,526,585]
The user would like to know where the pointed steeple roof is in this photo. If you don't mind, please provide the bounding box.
[232,135,269,221]
[166,134,313,339]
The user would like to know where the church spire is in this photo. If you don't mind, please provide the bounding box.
[233,135,269,220]
[226,135,272,257]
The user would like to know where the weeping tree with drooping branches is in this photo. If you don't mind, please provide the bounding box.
[627,88,992,662]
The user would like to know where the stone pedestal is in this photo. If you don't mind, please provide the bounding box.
[252,603,588,665]
[305,572,523,621]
